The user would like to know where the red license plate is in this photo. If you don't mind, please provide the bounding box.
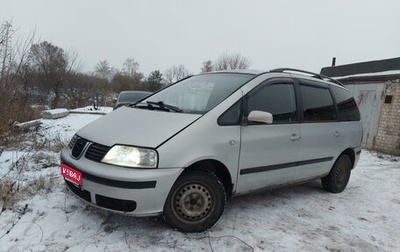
[61,163,83,186]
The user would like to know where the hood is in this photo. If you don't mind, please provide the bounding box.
[76,106,201,148]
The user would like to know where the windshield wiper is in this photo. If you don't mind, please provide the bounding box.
[132,101,182,112]
[146,101,182,112]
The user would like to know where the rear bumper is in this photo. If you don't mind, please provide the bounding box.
[353,146,362,169]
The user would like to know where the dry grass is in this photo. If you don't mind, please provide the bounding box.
[0,89,41,147]
[0,177,19,212]
[0,128,61,212]
[0,172,57,212]
[23,173,58,195]
[50,134,68,153]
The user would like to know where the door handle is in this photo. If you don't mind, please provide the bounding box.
[289,134,301,141]
[334,131,341,137]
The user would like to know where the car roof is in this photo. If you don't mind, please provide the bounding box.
[199,69,264,75]
[119,90,152,94]
[199,68,345,87]
[120,90,151,94]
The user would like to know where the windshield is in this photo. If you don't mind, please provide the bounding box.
[119,92,150,103]
[142,73,254,114]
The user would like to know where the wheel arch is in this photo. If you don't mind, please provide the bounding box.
[340,148,356,169]
[184,159,233,200]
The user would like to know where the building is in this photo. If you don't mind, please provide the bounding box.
[321,57,400,155]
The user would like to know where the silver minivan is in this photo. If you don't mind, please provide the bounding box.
[61,68,362,232]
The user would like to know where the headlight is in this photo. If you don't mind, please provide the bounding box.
[101,145,158,168]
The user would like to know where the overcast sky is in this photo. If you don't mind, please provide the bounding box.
[1,0,399,76]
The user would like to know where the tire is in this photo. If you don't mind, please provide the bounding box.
[163,170,226,232]
[322,155,352,193]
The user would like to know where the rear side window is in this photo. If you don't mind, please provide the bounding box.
[330,85,360,121]
[300,83,336,122]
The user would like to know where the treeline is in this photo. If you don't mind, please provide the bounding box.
[0,20,250,141]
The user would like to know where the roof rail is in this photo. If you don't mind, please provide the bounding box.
[270,68,344,87]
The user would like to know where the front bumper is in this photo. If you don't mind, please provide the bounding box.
[60,147,183,216]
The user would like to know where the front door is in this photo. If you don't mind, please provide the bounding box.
[236,79,300,194]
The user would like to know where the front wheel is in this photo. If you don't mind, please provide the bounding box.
[163,170,226,232]
[322,155,352,193]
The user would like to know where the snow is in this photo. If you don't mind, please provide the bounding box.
[1,109,399,251]
[334,70,400,79]
[41,109,69,119]
[69,106,113,115]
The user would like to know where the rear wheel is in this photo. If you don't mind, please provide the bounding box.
[163,170,226,232]
[322,155,352,193]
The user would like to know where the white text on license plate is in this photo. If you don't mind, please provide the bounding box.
[61,163,83,186]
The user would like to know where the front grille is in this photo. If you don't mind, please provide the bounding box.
[68,134,78,149]
[85,143,111,162]
[95,194,137,212]
[68,134,110,162]
[71,137,88,159]
[65,180,91,202]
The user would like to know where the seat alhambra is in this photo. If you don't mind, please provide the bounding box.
[61,68,362,232]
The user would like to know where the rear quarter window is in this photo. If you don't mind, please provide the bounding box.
[330,85,361,121]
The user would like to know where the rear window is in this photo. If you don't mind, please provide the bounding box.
[330,85,360,121]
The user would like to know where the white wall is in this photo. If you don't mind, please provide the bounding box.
[345,83,385,149]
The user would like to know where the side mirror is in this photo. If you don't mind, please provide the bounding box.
[112,98,117,104]
[248,110,273,124]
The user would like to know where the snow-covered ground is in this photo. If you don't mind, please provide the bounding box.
[0,111,399,252]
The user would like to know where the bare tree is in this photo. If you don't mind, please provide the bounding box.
[94,60,113,80]
[0,21,37,139]
[65,49,83,74]
[201,60,213,73]
[0,20,35,89]
[30,41,81,108]
[122,57,139,77]
[214,52,251,70]
[111,71,143,93]
[0,21,13,87]
[164,64,190,84]
[63,49,84,103]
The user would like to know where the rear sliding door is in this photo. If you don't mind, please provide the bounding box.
[295,80,342,181]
